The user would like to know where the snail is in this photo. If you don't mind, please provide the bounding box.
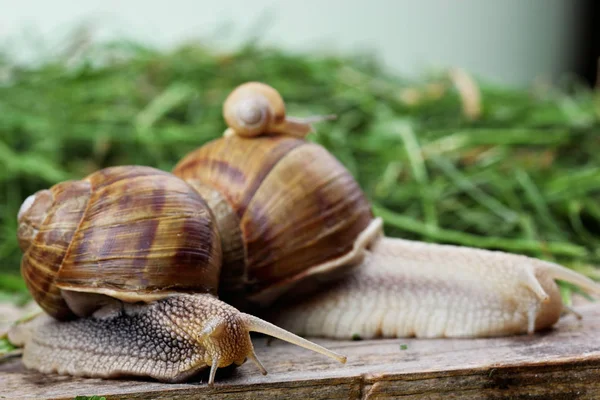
[222,81,336,138]
[8,166,346,385]
[176,82,600,340]
[7,82,600,385]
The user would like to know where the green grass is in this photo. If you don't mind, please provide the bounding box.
[1,33,600,305]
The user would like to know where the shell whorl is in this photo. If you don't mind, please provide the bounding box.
[17,194,38,225]
[17,191,53,254]
[229,92,271,136]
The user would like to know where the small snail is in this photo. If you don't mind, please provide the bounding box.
[8,82,600,385]
[222,82,335,138]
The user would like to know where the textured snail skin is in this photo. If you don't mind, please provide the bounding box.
[270,233,600,339]
[10,294,255,383]
[9,293,345,384]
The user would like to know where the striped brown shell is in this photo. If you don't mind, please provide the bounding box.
[17,166,222,320]
[172,135,375,307]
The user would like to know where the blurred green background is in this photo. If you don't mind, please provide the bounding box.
[1,1,600,306]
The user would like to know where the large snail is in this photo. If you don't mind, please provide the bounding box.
[7,82,600,385]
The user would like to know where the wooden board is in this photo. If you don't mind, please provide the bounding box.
[2,304,600,400]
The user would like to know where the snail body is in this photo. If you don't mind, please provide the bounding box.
[10,293,342,384]
[271,236,597,339]
[8,82,600,384]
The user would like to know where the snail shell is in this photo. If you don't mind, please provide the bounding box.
[18,166,222,320]
[173,133,377,307]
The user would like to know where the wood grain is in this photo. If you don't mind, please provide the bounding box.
[2,304,600,399]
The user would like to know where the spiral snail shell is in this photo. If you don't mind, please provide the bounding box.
[17,166,223,320]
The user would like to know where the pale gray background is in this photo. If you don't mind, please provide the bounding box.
[0,0,584,86]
